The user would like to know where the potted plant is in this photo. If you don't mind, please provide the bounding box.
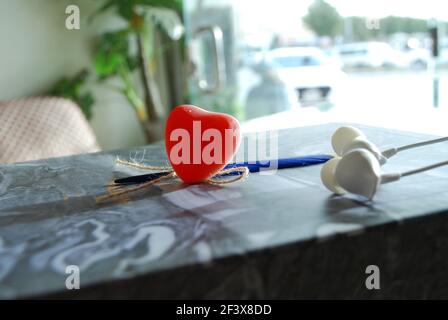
[52,0,185,143]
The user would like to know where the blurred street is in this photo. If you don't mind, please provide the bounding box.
[243,69,448,136]
[339,69,448,113]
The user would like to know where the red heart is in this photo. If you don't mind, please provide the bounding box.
[165,105,241,183]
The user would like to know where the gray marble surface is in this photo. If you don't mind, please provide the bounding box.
[1,123,448,299]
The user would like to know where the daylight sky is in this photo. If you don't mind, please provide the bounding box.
[232,0,448,43]
[326,0,448,19]
[235,0,448,21]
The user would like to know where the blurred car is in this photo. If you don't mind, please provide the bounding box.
[436,39,448,67]
[265,47,346,104]
[335,42,408,69]
[404,47,430,69]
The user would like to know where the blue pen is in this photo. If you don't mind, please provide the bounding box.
[224,154,332,173]
[114,155,333,185]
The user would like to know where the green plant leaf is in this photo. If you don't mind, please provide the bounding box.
[78,92,95,120]
[47,70,95,120]
[93,30,131,78]
[94,51,122,77]
[116,0,135,20]
[126,55,139,71]
[98,30,130,54]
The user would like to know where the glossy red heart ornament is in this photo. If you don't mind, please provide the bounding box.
[165,105,241,183]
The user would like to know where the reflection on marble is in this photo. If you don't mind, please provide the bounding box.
[0,237,26,281]
[316,223,364,241]
[114,225,176,276]
[2,124,448,298]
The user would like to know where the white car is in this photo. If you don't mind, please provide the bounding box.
[404,48,430,69]
[335,42,408,69]
[437,39,448,67]
[266,47,347,104]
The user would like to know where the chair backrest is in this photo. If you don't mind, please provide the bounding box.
[0,97,100,163]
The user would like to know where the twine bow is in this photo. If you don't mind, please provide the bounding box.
[96,158,249,202]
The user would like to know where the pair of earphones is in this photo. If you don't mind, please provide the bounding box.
[321,126,448,199]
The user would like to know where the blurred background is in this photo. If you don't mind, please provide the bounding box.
[1,0,448,162]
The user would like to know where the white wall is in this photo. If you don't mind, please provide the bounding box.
[0,0,146,150]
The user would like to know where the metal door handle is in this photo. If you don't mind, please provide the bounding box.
[194,25,226,94]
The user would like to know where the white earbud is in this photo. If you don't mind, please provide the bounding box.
[336,149,401,199]
[320,157,346,195]
[321,148,448,200]
[321,149,400,199]
[331,126,364,156]
[341,136,387,164]
[332,126,388,164]
[335,149,381,199]
[325,126,448,199]
[331,126,448,165]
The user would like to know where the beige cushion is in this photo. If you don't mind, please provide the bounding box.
[0,97,100,163]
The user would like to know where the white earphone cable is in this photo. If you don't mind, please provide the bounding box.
[382,136,448,159]
[396,136,448,152]
[401,160,448,177]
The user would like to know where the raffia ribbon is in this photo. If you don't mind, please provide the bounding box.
[96,158,249,202]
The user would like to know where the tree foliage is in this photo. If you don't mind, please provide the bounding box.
[303,0,343,38]
[303,0,446,41]
[380,16,428,35]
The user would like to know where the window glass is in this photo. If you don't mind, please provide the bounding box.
[185,0,448,134]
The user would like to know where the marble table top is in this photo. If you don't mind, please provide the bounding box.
[1,123,448,299]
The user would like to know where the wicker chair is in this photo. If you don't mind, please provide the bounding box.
[0,97,100,163]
